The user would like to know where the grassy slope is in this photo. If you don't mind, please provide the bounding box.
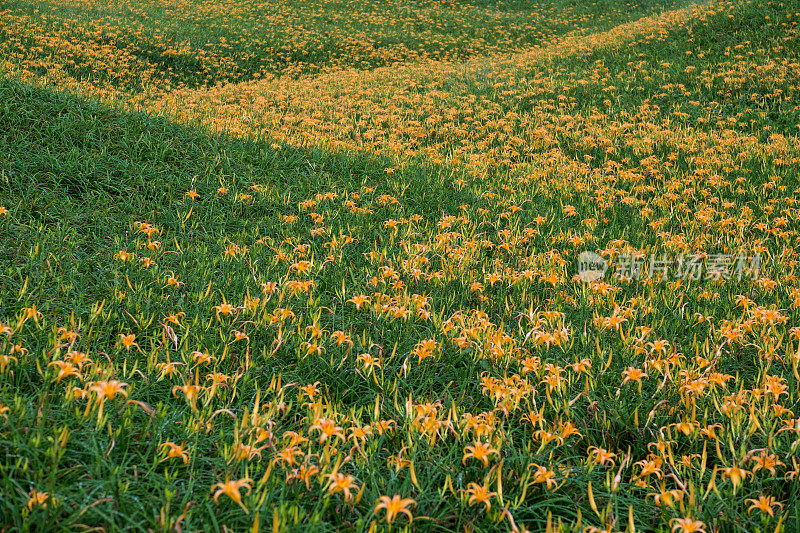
[0,0,690,88]
[0,78,484,529]
[1,0,799,531]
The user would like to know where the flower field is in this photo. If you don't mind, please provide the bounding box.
[1,0,799,530]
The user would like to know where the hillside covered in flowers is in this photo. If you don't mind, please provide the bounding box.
[1,0,799,530]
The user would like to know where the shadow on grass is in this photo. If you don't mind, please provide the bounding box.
[0,77,477,318]
[0,76,487,531]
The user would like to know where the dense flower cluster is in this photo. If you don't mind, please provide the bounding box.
[0,0,677,91]
[1,0,799,530]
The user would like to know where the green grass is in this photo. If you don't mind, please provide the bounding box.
[0,0,693,86]
[2,0,800,531]
[0,78,488,529]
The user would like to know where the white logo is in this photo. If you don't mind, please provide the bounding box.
[578,251,607,282]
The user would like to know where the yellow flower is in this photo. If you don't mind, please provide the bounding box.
[531,465,558,490]
[89,380,129,401]
[621,367,647,385]
[462,441,499,467]
[172,383,201,411]
[212,477,253,512]
[48,361,80,382]
[300,382,321,400]
[27,490,49,510]
[159,442,190,464]
[465,482,496,511]
[273,446,303,467]
[331,331,352,346]
[374,495,416,524]
[648,488,684,508]
[291,260,312,275]
[119,333,138,351]
[309,417,344,443]
[213,302,236,320]
[327,472,358,501]
[670,518,706,533]
[588,446,616,466]
[347,294,370,310]
[114,250,134,262]
[750,451,784,476]
[722,466,749,490]
[356,353,381,371]
[746,495,783,517]
[348,424,372,446]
